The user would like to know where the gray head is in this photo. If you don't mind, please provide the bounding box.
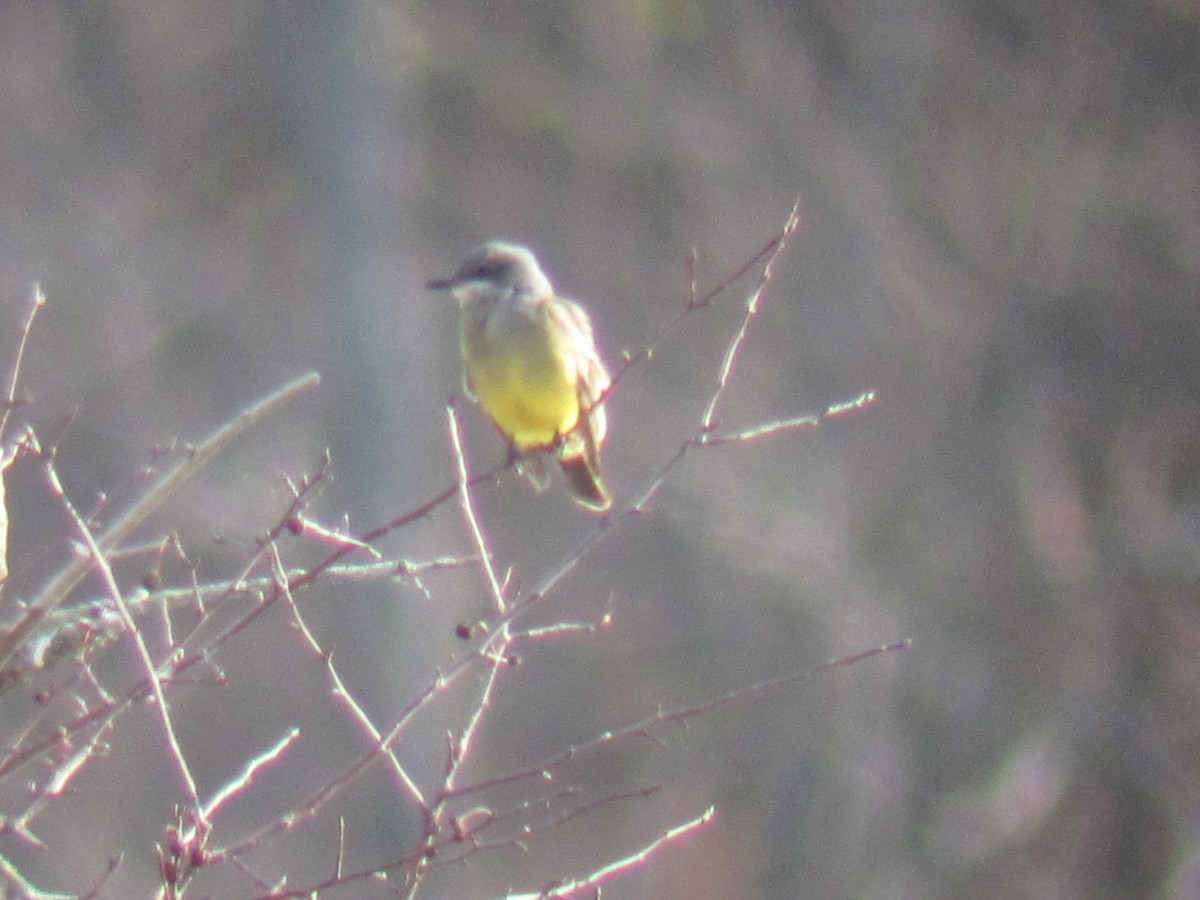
[427,240,554,302]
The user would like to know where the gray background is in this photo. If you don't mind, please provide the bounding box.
[0,1,1197,897]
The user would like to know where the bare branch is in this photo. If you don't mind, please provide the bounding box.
[445,640,911,803]
[0,283,45,442]
[505,805,717,899]
[44,451,205,816]
[447,403,507,615]
[0,371,322,674]
[701,197,803,431]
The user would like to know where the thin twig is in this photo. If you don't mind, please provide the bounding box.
[199,727,301,824]
[697,390,877,446]
[505,805,717,899]
[701,198,803,430]
[0,283,45,442]
[443,640,911,803]
[0,371,321,673]
[44,454,205,816]
[447,404,506,614]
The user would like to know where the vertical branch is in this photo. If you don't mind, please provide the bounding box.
[0,285,46,592]
[0,283,45,442]
[446,405,507,615]
[700,199,803,431]
[44,455,204,817]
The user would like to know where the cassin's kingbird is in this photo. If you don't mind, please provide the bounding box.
[428,241,613,511]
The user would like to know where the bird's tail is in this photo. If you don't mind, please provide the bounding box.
[558,455,611,512]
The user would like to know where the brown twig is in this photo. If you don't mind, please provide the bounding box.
[0,371,322,675]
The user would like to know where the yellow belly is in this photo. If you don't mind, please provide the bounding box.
[462,310,580,450]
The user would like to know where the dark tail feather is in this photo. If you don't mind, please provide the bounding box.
[559,456,611,512]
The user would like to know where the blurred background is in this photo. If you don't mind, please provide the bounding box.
[0,1,1198,897]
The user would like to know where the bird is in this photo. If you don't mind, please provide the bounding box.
[428,240,613,511]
